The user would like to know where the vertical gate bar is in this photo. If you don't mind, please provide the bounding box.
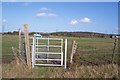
[61,39,63,66]
[61,39,63,53]
[47,37,49,63]
[61,52,63,66]
[34,37,36,65]
[36,37,38,58]
[32,37,35,68]
[37,37,38,52]
[64,39,67,69]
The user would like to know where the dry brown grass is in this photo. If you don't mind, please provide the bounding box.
[2,59,35,78]
[49,64,118,78]
[2,58,118,78]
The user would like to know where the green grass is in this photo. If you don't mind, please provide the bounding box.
[66,37,117,62]
[2,35,118,63]
[2,35,19,62]
[2,35,118,78]
[2,35,118,59]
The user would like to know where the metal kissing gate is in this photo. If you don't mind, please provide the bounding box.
[31,37,67,69]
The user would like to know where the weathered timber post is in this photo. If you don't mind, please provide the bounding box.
[19,28,21,54]
[112,38,117,63]
[24,24,31,68]
[70,40,77,64]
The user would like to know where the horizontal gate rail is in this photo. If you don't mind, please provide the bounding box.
[35,64,63,66]
[34,38,63,40]
[35,52,62,54]
[35,59,61,61]
[35,45,62,47]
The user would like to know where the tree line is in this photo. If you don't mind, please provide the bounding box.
[3,31,116,38]
[50,32,114,38]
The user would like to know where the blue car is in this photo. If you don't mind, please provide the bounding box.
[34,34,43,37]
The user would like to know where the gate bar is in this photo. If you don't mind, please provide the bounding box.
[64,39,67,69]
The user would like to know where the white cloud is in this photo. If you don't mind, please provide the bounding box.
[36,13,47,16]
[37,7,57,17]
[70,20,79,25]
[70,17,92,25]
[80,17,91,23]
[36,12,57,17]
[6,0,16,2]
[2,19,6,23]
[48,13,57,16]
[40,7,49,10]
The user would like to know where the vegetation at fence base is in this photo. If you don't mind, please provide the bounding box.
[2,35,118,78]
[56,64,118,78]
[2,62,118,78]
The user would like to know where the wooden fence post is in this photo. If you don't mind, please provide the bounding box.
[19,28,21,54]
[24,24,31,68]
[112,38,117,63]
[70,40,77,64]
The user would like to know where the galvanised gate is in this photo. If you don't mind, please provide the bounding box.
[31,37,67,69]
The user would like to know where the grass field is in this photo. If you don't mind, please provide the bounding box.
[2,35,119,78]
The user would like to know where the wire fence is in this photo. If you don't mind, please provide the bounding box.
[70,38,118,66]
[2,35,118,66]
